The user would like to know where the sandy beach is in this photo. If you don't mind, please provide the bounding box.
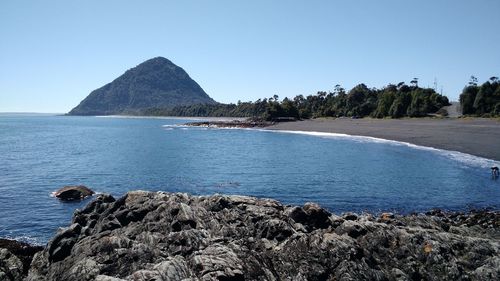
[267,118,500,161]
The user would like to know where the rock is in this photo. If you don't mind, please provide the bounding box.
[54,185,95,201]
[0,238,43,280]
[335,220,368,238]
[47,223,82,262]
[342,212,359,221]
[379,212,395,221]
[0,248,23,281]
[26,191,500,280]
[286,202,333,231]
[95,275,126,281]
[185,118,273,129]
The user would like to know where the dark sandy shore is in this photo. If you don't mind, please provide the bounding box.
[267,118,500,161]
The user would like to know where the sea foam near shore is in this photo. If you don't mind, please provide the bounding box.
[264,129,500,169]
[165,124,500,168]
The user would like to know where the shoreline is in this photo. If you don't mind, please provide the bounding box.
[259,128,500,168]
[266,118,500,161]
[10,113,500,162]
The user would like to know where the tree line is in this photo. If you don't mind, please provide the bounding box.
[142,80,451,120]
[459,76,500,117]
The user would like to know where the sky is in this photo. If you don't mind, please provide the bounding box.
[1,0,499,113]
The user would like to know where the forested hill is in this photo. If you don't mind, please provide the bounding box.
[142,81,450,120]
[68,57,216,115]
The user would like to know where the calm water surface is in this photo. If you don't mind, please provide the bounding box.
[0,115,499,243]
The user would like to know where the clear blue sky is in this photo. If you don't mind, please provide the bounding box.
[1,0,499,113]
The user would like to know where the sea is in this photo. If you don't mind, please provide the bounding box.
[1,114,499,244]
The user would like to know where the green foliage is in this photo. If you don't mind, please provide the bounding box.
[389,92,411,118]
[346,84,377,117]
[142,102,264,118]
[459,86,479,115]
[142,81,450,120]
[459,77,500,116]
[407,88,443,117]
[494,103,500,115]
[373,86,396,118]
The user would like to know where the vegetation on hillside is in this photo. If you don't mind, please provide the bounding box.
[459,76,500,117]
[142,81,450,120]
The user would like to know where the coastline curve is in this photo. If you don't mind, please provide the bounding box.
[261,128,500,169]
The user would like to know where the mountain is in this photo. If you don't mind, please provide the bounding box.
[68,57,216,115]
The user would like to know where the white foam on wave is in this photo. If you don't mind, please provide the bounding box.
[261,129,499,169]
[1,234,43,246]
[160,125,499,169]
[162,124,189,128]
[162,124,225,130]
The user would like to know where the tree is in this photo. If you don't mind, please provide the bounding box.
[281,98,299,119]
[334,84,345,95]
[374,89,396,118]
[346,84,370,116]
[494,103,500,115]
[389,92,411,118]
[407,89,434,117]
[459,77,500,116]
[469,76,478,86]
[473,81,494,115]
[410,78,419,88]
[140,80,451,119]
[460,85,479,115]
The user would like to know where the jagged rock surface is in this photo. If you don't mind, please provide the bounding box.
[0,239,43,280]
[27,191,499,280]
[0,248,24,281]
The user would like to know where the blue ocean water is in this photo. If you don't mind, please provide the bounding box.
[0,114,499,244]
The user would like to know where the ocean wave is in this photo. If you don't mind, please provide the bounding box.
[1,234,43,246]
[162,124,211,130]
[262,129,500,169]
[159,125,499,169]
[162,124,189,128]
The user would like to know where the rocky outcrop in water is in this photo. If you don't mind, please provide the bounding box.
[185,118,273,129]
[54,185,95,201]
[26,191,499,280]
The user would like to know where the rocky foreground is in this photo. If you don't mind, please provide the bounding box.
[2,191,499,280]
[0,239,43,280]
